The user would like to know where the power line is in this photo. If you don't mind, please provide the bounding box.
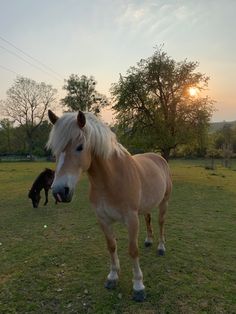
[0,43,62,81]
[0,64,62,92]
[0,43,58,80]
[0,35,64,80]
[0,64,19,76]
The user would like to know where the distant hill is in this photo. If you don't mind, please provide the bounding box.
[209,121,236,133]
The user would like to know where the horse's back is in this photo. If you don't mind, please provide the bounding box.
[133,152,170,179]
[31,168,54,191]
[133,153,172,212]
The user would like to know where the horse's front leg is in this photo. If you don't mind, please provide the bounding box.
[126,211,146,302]
[98,219,120,289]
[43,188,49,206]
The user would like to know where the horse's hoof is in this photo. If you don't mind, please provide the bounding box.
[144,240,153,247]
[132,289,146,302]
[105,279,117,289]
[158,249,165,256]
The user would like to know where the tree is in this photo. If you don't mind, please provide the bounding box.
[0,119,14,153]
[111,48,214,160]
[1,77,57,157]
[206,147,220,170]
[32,121,52,156]
[61,74,107,114]
[214,124,234,167]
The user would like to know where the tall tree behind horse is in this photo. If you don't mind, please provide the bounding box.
[47,109,172,302]
[28,168,55,208]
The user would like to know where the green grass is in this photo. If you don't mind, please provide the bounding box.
[0,160,235,313]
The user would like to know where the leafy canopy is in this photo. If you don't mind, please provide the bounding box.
[61,74,107,114]
[111,47,214,159]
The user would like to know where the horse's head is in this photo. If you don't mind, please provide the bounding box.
[47,110,92,203]
[28,189,41,208]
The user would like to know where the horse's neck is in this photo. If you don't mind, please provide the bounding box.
[87,152,140,209]
[88,152,131,187]
[31,179,43,192]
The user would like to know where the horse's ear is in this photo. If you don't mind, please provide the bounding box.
[77,111,86,129]
[48,110,58,124]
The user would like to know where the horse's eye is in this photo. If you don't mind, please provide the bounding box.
[76,144,83,152]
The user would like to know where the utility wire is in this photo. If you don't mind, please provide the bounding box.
[0,64,62,93]
[0,43,62,82]
[0,64,19,76]
[0,43,58,80]
[0,35,63,80]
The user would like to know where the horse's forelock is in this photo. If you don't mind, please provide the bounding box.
[47,112,82,155]
[47,112,129,158]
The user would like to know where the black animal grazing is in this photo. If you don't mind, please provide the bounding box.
[28,168,55,208]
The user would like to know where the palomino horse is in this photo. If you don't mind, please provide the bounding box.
[47,110,172,301]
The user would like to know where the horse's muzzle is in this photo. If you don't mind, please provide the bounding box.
[52,186,72,203]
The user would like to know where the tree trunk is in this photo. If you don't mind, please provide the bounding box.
[7,129,11,153]
[161,148,170,162]
[27,133,34,160]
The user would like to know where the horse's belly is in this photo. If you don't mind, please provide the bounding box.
[138,182,166,213]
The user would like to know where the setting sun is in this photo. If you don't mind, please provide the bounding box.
[188,87,199,97]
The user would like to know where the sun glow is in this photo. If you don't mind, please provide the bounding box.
[188,87,199,97]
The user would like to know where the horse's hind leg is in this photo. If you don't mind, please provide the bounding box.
[98,219,120,289]
[158,199,168,256]
[43,188,49,206]
[144,213,153,247]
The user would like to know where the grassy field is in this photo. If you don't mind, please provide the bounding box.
[0,160,235,314]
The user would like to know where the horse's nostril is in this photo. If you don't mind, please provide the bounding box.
[64,187,69,196]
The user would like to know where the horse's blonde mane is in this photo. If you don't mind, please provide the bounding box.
[46,112,129,158]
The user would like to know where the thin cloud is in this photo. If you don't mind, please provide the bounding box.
[115,1,203,38]
[116,3,148,25]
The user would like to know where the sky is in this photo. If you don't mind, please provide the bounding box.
[0,0,235,123]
